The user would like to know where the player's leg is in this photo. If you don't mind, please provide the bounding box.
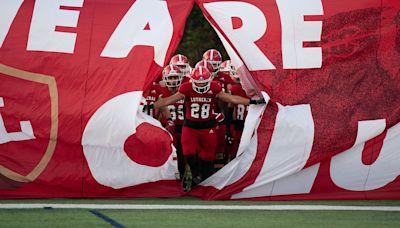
[198,128,218,181]
[173,130,185,180]
[181,126,200,189]
[214,124,227,169]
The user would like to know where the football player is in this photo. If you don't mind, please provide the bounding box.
[222,61,249,160]
[169,54,192,84]
[142,74,174,141]
[153,66,265,189]
[203,48,222,72]
[160,64,186,180]
[195,59,216,78]
[142,80,169,121]
[212,60,236,166]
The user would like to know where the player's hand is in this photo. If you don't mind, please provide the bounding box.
[215,112,225,123]
[165,119,175,134]
[249,98,266,105]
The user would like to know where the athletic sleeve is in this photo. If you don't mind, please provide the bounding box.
[210,81,222,94]
[178,82,191,96]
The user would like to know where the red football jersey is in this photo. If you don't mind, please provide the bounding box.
[230,83,249,121]
[181,75,191,84]
[214,71,235,92]
[143,83,164,118]
[161,87,185,125]
[178,81,222,122]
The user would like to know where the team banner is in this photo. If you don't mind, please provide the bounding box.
[0,0,193,198]
[192,0,400,200]
[1,0,399,200]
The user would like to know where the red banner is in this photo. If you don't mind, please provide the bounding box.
[1,0,399,200]
[192,0,400,200]
[0,0,193,198]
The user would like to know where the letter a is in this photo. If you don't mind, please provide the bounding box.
[101,0,173,66]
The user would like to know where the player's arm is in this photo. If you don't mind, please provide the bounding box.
[216,91,249,105]
[159,106,171,120]
[226,84,234,109]
[154,92,185,109]
[159,106,175,133]
[217,91,265,105]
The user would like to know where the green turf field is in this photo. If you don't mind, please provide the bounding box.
[2,197,400,205]
[1,198,400,228]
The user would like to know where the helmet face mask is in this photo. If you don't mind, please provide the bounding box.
[191,66,212,94]
[192,79,211,93]
[165,74,182,88]
[208,60,221,71]
[162,65,183,88]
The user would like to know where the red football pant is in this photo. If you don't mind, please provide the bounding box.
[181,126,217,161]
[172,132,185,178]
[215,124,226,157]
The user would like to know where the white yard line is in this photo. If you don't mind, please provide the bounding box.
[0,204,400,211]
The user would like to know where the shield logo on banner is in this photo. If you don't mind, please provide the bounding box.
[0,64,58,189]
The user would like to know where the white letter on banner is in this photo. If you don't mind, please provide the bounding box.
[204,2,275,70]
[27,0,83,53]
[101,0,173,66]
[331,120,400,191]
[82,92,177,189]
[276,0,323,69]
[0,0,23,48]
[0,97,35,144]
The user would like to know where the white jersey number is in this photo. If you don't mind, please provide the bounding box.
[236,104,248,121]
[190,103,210,119]
[168,104,184,121]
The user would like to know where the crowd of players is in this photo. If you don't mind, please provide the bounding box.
[142,49,265,191]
